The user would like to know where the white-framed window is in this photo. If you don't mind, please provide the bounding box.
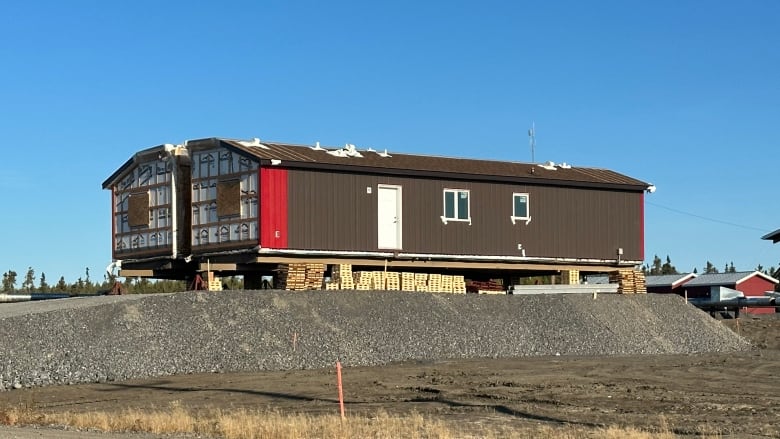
[442,189,470,223]
[511,193,531,224]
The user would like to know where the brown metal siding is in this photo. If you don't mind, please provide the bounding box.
[286,169,643,262]
[287,171,376,251]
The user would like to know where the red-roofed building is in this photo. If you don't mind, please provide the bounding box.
[682,272,778,315]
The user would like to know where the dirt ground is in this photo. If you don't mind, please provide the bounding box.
[0,314,778,438]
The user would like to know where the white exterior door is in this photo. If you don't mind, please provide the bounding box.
[377,185,402,250]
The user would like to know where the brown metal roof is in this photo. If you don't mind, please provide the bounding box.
[104,137,650,191]
[214,138,650,191]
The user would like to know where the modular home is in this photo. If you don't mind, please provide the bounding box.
[102,137,653,285]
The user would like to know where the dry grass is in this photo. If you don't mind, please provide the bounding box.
[0,403,722,439]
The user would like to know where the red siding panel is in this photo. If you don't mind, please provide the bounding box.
[737,276,776,315]
[260,168,288,249]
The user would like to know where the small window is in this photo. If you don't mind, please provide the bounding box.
[512,193,530,223]
[443,189,470,222]
[217,179,241,218]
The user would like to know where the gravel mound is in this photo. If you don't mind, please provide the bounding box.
[0,291,751,390]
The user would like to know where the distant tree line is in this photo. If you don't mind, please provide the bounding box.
[1,266,244,295]
[641,255,780,279]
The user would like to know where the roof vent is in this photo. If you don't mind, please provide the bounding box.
[326,143,364,158]
[558,162,571,169]
[366,147,391,157]
[237,137,269,149]
[326,149,349,157]
[345,143,363,157]
[311,141,326,151]
[538,161,557,171]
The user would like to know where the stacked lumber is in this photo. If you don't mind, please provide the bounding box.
[385,272,400,290]
[305,263,326,290]
[278,266,515,295]
[609,270,631,293]
[634,270,647,294]
[466,280,504,294]
[276,263,325,291]
[452,275,466,294]
[610,269,646,294]
[277,264,307,291]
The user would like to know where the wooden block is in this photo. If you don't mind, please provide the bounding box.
[479,289,505,295]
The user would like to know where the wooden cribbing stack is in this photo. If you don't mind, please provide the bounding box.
[428,274,442,293]
[333,264,354,290]
[414,273,428,292]
[401,272,416,291]
[610,269,647,294]
[452,275,467,294]
[277,263,326,291]
[440,275,453,293]
[371,271,386,289]
[561,270,580,285]
[385,272,400,290]
[355,271,372,290]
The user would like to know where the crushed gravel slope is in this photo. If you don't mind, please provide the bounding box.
[0,291,750,390]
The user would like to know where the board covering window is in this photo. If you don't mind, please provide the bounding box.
[217,179,241,218]
[512,193,530,220]
[443,189,470,221]
[127,192,150,228]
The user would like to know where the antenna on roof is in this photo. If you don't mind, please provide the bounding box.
[528,122,536,163]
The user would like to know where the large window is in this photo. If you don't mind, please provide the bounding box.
[443,189,470,223]
[511,193,530,224]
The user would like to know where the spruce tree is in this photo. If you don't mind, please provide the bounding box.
[2,270,17,292]
[22,267,35,292]
[39,273,49,293]
[661,255,678,275]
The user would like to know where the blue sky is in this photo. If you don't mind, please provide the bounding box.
[1,1,778,284]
